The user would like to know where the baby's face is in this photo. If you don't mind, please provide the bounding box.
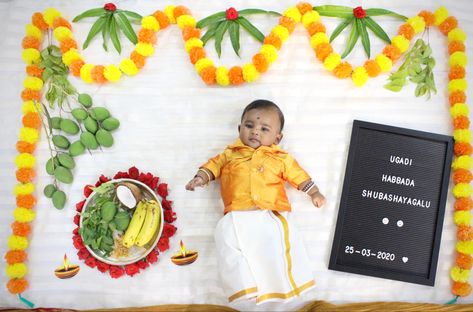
[239,108,283,149]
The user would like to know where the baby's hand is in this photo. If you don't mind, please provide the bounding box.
[311,191,326,208]
[185,176,206,191]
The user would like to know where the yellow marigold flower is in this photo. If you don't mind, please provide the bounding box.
[352,66,369,87]
[242,63,260,82]
[392,35,410,53]
[53,26,72,42]
[302,11,320,27]
[23,76,43,91]
[448,79,468,93]
[455,210,472,226]
[453,155,473,170]
[22,101,40,114]
[451,103,469,118]
[260,44,278,63]
[434,6,449,26]
[120,58,139,76]
[449,52,468,68]
[164,5,176,24]
[454,129,472,143]
[283,7,302,23]
[451,266,470,283]
[8,235,28,250]
[457,241,473,255]
[135,42,154,57]
[6,263,28,279]
[185,38,203,52]
[25,24,42,40]
[216,66,230,86]
[195,58,213,74]
[141,16,160,31]
[62,48,82,66]
[22,48,40,65]
[375,54,393,72]
[448,28,467,43]
[271,25,289,42]
[15,153,36,169]
[43,8,61,27]
[19,128,39,144]
[177,15,196,29]
[453,183,473,198]
[80,63,94,83]
[14,207,36,223]
[324,53,341,71]
[310,32,329,48]
[13,183,35,196]
[407,16,425,34]
[103,65,121,82]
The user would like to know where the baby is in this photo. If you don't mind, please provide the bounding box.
[186,99,325,304]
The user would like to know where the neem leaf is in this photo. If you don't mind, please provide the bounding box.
[229,21,240,56]
[358,18,371,58]
[115,12,138,44]
[110,16,121,53]
[214,21,229,57]
[73,7,106,22]
[365,8,407,20]
[236,16,264,42]
[364,17,391,44]
[196,11,226,29]
[341,22,359,59]
[330,16,354,42]
[83,15,108,49]
[313,5,354,18]
[201,21,220,45]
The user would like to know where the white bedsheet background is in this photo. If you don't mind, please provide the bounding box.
[0,0,472,310]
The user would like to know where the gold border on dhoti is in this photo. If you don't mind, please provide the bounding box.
[228,287,258,302]
[256,280,315,304]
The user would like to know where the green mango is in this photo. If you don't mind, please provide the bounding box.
[101,201,117,222]
[52,135,70,149]
[96,129,113,147]
[78,93,93,108]
[60,119,80,135]
[43,184,57,198]
[90,107,110,121]
[50,117,62,129]
[52,190,66,209]
[57,153,75,169]
[71,108,88,121]
[84,117,98,133]
[46,157,59,175]
[80,131,99,149]
[114,211,131,231]
[102,117,120,131]
[69,141,85,156]
[54,166,73,184]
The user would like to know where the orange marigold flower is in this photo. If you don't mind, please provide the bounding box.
[333,62,353,79]
[450,91,467,106]
[53,17,72,30]
[279,16,296,33]
[455,142,473,157]
[454,116,470,130]
[26,64,43,78]
[130,51,146,69]
[398,24,415,40]
[307,22,326,36]
[452,282,472,297]
[454,168,473,184]
[457,253,473,270]
[21,89,41,102]
[315,42,333,61]
[455,197,473,211]
[449,41,465,55]
[229,66,244,85]
[264,34,282,50]
[189,47,206,65]
[449,65,466,80]
[91,65,106,83]
[7,278,28,294]
[297,2,313,15]
[69,60,84,77]
[364,60,381,77]
[383,44,401,62]
[11,222,31,237]
[16,141,36,154]
[182,26,200,41]
[253,53,269,73]
[22,112,42,129]
[174,5,191,19]
[16,168,36,183]
[439,16,458,36]
[153,10,170,29]
[200,66,216,85]
[32,12,48,30]
[22,36,40,50]
[418,11,435,27]
[138,28,157,44]
[16,194,36,209]
[5,250,27,265]
[458,226,473,241]
[60,38,77,54]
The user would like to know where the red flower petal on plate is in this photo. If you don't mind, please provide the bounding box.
[109,265,125,278]
[84,185,94,197]
[125,263,140,276]
[72,235,84,249]
[164,210,177,223]
[128,166,140,180]
[157,236,169,252]
[73,214,81,225]
[147,250,159,263]
[137,260,149,270]
[97,261,110,273]
[162,199,173,210]
[157,183,168,198]
[76,199,86,212]
[77,247,90,260]
[162,223,177,238]
[85,256,97,268]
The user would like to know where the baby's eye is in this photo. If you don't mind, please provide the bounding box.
[245,124,253,128]
[262,127,269,132]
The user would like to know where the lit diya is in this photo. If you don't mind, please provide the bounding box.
[54,254,80,279]
[171,240,198,265]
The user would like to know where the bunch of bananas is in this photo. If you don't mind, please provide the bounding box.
[122,200,161,248]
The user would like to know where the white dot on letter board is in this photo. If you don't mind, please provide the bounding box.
[397,220,404,227]
[382,218,389,225]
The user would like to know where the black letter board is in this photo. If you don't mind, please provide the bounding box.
[329,120,453,285]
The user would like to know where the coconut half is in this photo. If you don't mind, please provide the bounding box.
[116,183,142,209]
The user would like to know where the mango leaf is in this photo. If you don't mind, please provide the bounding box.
[238,9,280,16]
[313,5,354,18]
[365,8,407,20]
[229,21,240,56]
[102,13,113,51]
[109,17,121,53]
[364,17,391,44]
[236,16,265,42]
[196,11,226,29]
[83,15,107,49]
[119,10,142,20]
[214,21,229,57]
[341,23,359,58]
[330,16,354,42]
[358,18,370,58]
[73,7,106,22]
[115,12,138,44]
[201,22,220,45]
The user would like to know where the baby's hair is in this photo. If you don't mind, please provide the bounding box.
[241,99,285,131]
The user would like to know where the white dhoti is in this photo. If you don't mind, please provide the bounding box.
[214,210,315,304]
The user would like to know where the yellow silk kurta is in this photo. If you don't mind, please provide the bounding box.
[201,139,311,214]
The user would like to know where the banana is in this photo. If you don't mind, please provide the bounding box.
[122,201,147,248]
[135,200,161,247]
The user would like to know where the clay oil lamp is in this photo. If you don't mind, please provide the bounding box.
[54,254,80,279]
[171,240,198,266]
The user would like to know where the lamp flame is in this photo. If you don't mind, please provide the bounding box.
[63,253,69,271]
[180,240,187,257]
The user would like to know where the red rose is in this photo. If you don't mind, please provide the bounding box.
[97,261,110,273]
[150,177,159,190]
[73,214,81,226]
[128,166,140,180]
[84,185,94,197]
[226,7,238,20]
[77,247,90,260]
[353,6,366,19]
[157,236,170,252]
[125,263,140,276]
[147,250,159,263]
[137,260,149,270]
[162,199,173,210]
[104,3,116,11]
[162,223,177,238]
[72,235,84,249]
[109,265,125,278]
[72,227,79,235]
[157,183,168,198]
[164,210,177,223]
[76,199,86,212]
[138,172,153,186]
[114,171,128,179]
[85,256,97,268]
